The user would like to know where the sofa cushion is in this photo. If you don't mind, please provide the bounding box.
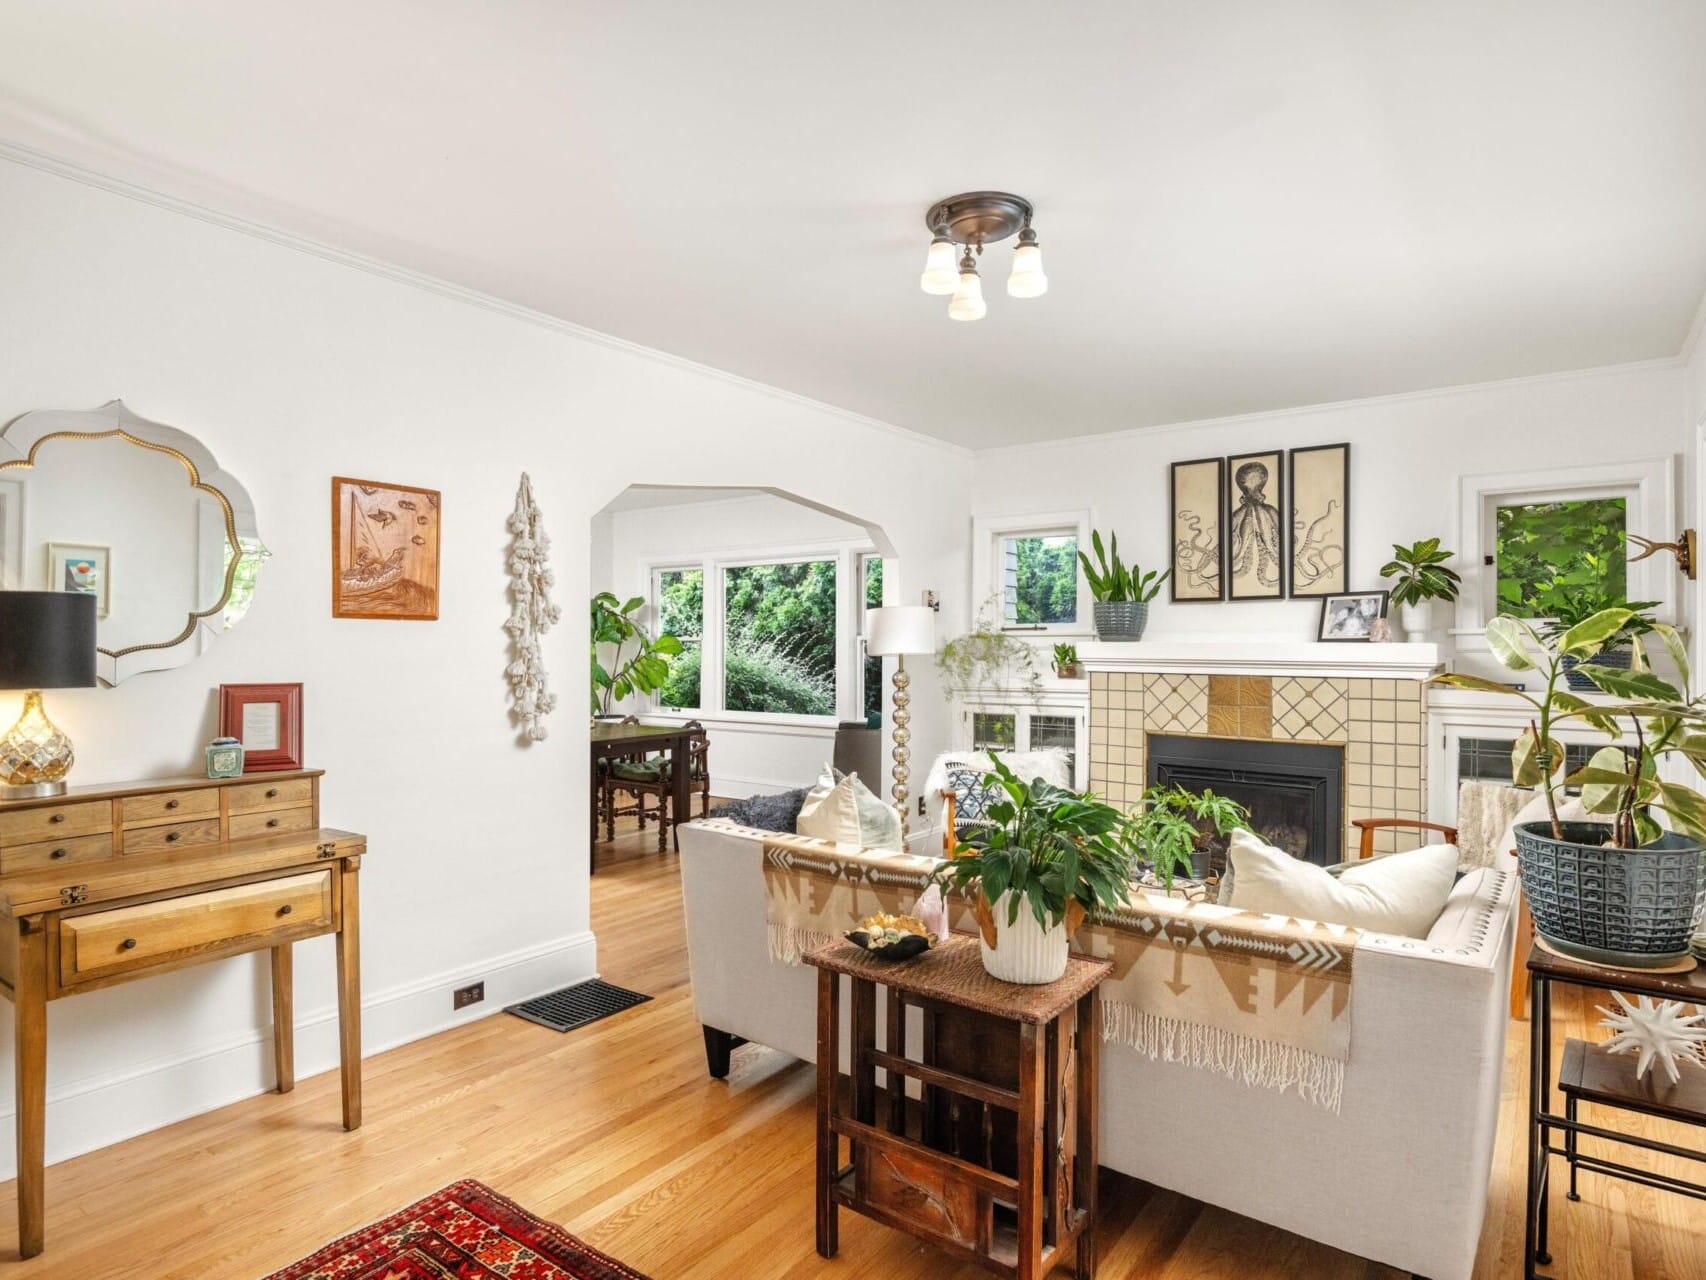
[797,764,902,850]
[712,786,810,833]
[1222,828,1458,939]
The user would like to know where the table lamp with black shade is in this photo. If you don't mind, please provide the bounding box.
[0,591,98,798]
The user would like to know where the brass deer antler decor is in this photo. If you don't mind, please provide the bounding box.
[1626,528,1696,580]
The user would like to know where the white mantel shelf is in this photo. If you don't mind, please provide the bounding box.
[1077,638,1444,681]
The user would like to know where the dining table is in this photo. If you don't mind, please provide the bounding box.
[589,720,700,870]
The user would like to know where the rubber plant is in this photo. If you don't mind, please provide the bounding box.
[589,592,683,716]
[930,753,1135,938]
[1379,537,1462,607]
[1078,529,1170,603]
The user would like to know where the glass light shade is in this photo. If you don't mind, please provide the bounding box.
[1007,241,1048,298]
[919,236,959,294]
[948,268,986,321]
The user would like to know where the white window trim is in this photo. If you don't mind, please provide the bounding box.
[971,510,1094,638]
[1453,456,1676,651]
[643,537,875,724]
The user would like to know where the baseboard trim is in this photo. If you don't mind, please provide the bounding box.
[0,930,597,1180]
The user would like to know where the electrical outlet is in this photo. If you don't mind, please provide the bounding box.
[918,797,927,817]
[453,981,484,1010]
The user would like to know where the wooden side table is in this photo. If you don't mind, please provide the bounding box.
[806,935,1111,1280]
[1524,946,1706,1280]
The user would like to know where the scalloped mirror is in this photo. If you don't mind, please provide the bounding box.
[0,401,265,685]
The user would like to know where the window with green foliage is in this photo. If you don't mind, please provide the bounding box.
[722,559,837,716]
[222,538,270,630]
[654,567,703,708]
[861,555,884,725]
[1494,497,1627,617]
[1002,533,1078,625]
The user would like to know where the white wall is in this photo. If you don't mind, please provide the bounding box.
[0,155,971,1176]
[971,360,1695,677]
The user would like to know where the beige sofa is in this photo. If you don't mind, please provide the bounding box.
[678,819,1518,1280]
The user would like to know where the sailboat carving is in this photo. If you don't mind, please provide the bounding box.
[340,491,406,596]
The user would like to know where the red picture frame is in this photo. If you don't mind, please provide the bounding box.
[218,683,304,772]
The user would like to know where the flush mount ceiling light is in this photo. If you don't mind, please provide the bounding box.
[918,191,1047,321]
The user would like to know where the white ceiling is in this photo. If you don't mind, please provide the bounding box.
[2,2,1704,448]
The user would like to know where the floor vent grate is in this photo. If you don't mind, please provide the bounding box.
[505,979,652,1033]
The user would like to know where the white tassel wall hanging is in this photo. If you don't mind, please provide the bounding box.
[504,473,562,741]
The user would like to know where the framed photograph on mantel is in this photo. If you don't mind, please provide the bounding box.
[1317,591,1388,642]
[219,682,303,772]
[1289,443,1349,598]
[1226,450,1285,599]
[1169,456,1225,601]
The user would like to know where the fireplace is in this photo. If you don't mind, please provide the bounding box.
[1147,734,1344,870]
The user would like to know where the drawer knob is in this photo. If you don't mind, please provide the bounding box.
[121,938,137,950]
[49,813,65,825]
[165,798,180,810]
[277,904,293,917]
[267,817,281,829]
[266,788,279,799]
[49,848,66,860]
[165,831,181,844]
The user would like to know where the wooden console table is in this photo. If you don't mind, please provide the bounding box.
[0,770,365,1258]
[807,936,1110,1279]
[1524,945,1706,1280]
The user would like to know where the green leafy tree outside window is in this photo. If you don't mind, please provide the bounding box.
[1495,498,1626,617]
[656,568,703,707]
[1006,535,1078,624]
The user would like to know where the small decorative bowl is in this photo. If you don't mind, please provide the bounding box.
[846,913,937,962]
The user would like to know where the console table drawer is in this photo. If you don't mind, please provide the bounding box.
[228,779,313,814]
[123,818,221,854]
[59,870,334,984]
[119,788,220,828]
[0,801,109,846]
[229,807,315,840]
[0,833,115,874]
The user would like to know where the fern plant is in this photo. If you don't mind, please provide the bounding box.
[1078,529,1170,603]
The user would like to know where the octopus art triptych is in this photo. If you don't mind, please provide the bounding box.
[1169,442,1348,604]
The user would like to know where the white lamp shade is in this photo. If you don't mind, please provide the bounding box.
[866,605,936,656]
[1007,241,1048,298]
[948,267,986,321]
[919,236,959,294]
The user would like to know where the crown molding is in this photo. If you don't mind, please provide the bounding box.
[0,139,971,460]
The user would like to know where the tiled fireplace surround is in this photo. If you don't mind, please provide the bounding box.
[1087,671,1429,860]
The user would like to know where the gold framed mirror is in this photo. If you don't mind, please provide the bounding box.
[0,401,265,685]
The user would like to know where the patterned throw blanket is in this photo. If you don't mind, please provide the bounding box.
[759,834,1360,1111]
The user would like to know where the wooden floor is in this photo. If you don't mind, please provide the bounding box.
[0,816,1701,1278]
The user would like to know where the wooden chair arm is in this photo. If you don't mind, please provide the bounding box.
[941,789,956,857]
[1350,817,1460,861]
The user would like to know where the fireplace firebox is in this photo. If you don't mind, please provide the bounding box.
[1147,734,1344,871]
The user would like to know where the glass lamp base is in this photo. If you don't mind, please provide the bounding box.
[0,780,68,800]
[0,691,75,797]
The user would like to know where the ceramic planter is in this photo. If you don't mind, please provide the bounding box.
[1560,646,1633,693]
[1093,601,1150,641]
[979,892,1070,984]
[1514,820,1706,968]
[1054,663,1083,680]
[1397,599,1435,642]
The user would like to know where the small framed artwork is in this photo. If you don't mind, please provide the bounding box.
[1288,443,1350,598]
[218,682,304,772]
[1317,591,1389,642]
[46,542,111,617]
[1226,450,1285,599]
[332,476,441,620]
[1169,456,1226,601]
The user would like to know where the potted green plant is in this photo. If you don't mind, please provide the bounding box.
[1434,610,1706,968]
[589,592,683,717]
[1379,537,1462,641]
[1078,529,1170,641]
[931,755,1135,983]
[1540,595,1657,692]
[937,595,1044,707]
[1052,642,1082,680]
[1133,784,1249,889]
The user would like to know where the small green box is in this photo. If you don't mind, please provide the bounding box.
[206,738,245,779]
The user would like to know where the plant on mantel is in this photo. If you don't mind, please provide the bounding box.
[1379,537,1460,641]
[1052,642,1082,679]
[1078,529,1169,641]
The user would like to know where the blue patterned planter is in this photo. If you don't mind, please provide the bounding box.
[1560,646,1632,693]
[1093,601,1150,641]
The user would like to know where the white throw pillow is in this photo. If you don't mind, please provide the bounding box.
[1222,828,1458,939]
[797,764,903,850]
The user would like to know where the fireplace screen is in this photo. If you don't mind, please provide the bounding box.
[1147,735,1345,871]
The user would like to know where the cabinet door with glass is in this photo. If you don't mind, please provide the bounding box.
[967,704,1087,789]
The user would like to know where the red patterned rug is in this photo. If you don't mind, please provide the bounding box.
[263,1179,650,1280]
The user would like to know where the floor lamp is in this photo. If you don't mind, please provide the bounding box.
[865,605,935,844]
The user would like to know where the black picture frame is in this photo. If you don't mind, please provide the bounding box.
[1288,442,1351,599]
[1317,590,1389,642]
[1226,449,1287,600]
[1169,456,1227,602]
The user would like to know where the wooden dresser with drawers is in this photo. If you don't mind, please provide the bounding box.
[0,769,365,1258]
